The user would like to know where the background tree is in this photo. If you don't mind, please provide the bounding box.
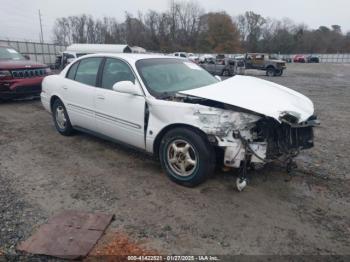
[198,12,240,53]
[52,1,350,54]
[237,11,266,52]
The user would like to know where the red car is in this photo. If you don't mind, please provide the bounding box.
[0,45,51,100]
[293,55,306,63]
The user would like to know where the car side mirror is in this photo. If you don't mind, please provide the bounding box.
[112,81,143,96]
[215,75,222,81]
[24,55,30,60]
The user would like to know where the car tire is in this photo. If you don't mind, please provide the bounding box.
[275,69,283,76]
[266,67,275,77]
[222,69,229,77]
[159,127,215,187]
[52,99,74,136]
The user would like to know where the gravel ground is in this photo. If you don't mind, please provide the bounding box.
[0,63,349,258]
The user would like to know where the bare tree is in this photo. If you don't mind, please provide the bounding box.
[52,1,350,54]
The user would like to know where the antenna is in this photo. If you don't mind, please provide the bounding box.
[38,9,44,43]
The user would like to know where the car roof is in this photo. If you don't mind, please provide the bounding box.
[77,53,179,63]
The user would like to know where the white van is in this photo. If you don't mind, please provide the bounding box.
[60,44,133,67]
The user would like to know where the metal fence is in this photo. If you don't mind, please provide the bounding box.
[0,39,66,66]
[210,53,350,63]
[224,53,350,64]
[1,39,350,64]
[279,53,350,63]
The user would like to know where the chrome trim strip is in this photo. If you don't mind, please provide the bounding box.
[67,103,141,130]
[67,104,94,116]
[95,112,142,129]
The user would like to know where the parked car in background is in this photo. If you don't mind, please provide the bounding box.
[172,52,187,58]
[216,54,226,61]
[54,55,63,69]
[244,53,286,76]
[307,55,320,63]
[280,56,292,63]
[172,52,199,63]
[41,54,318,191]
[0,45,51,100]
[199,57,236,76]
[293,55,306,63]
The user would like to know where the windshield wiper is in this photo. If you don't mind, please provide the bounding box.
[158,92,175,99]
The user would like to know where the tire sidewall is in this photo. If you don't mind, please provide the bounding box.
[162,136,200,182]
[275,69,283,76]
[267,68,275,77]
[52,99,73,135]
[159,128,214,187]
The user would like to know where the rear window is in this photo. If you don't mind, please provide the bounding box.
[66,62,79,80]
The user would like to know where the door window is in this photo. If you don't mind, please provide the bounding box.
[75,57,102,86]
[66,61,79,80]
[101,58,135,90]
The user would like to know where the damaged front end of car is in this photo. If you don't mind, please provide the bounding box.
[175,75,319,190]
[190,104,319,191]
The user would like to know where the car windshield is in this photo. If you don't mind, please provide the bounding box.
[136,58,218,97]
[269,54,279,60]
[0,47,25,60]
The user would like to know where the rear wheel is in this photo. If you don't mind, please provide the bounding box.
[159,128,215,187]
[52,99,74,136]
[222,69,230,77]
[266,67,275,77]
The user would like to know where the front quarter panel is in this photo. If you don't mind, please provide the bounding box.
[144,98,260,153]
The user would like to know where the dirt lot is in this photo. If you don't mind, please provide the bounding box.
[0,63,350,257]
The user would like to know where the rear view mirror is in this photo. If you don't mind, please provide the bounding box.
[112,81,143,96]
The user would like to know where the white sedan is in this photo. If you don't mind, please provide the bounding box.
[41,54,318,191]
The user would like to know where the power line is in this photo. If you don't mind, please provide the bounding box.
[38,9,44,43]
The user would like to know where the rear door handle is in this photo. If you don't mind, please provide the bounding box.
[96,95,105,100]
[62,85,68,90]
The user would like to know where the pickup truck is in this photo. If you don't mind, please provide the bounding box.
[199,57,236,76]
[244,53,286,76]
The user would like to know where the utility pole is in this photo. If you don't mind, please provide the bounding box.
[38,9,44,43]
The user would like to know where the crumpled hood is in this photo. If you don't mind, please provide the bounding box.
[180,75,314,123]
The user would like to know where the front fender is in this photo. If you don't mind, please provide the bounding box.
[144,98,260,153]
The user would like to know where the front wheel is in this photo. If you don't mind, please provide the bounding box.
[159,128,215,187]
[52,99,74,136]
[266,67,276,77]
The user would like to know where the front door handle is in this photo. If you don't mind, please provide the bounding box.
[96,95,105,100]
[62,85,68,90]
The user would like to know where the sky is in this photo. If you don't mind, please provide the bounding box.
[0,0,349,43]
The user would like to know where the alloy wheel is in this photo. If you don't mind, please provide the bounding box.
[167,139,198,177]
[55,106,67,130]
